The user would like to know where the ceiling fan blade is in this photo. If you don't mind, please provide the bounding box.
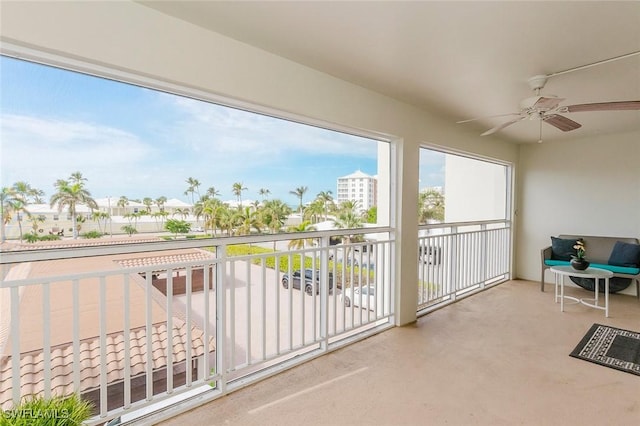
[456,112,521,124]
[566,100,640,113]
[533,96,564,110]
[480,116,527,136]
[543,114,582,132]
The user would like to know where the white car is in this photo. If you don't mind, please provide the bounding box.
[340,285,377,310]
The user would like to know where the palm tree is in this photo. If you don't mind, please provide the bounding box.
[8,198,30,242]
[232,182,247,207]
[199,198,224,236]
[235,206,263,236]
[261,199,292,250]
[12,181,45,204]
[69,171,87,184]
[316,190,334,220]
[13,181,44,204]
[258,188,271,200]
[91,211,110,234]
[28,214,46,235]
[262,199,292,234]
[418,189,445,224]
[332,208,363,261]
[364,206,377,224]
[151,210,169,232]
[30,188,46,204]
[8,182,37,242]
[121,224,138,237]
[0,186,19,242]
[303,199,324,224]
[117,196,129,216]
[184,177,201,204]
[173,207,189,219]
[338,200,360,214]
[217,207,237,236]
[205,186,221,199]
[155,196,167,212]
[50,173,98,239]
[289,186,308,212]
[287,220,317,249]
[142,197,153,212]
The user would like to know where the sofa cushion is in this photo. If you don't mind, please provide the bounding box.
[544,259,640,275]
[608,241,640,268]
[551,237,577,261]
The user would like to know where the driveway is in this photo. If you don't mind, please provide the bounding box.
[171,261,379,372]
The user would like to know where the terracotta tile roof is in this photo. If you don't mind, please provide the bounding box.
[114,251,215,270]
[0,319,215,410]
[0,246,216,410]
[0,236,163,252]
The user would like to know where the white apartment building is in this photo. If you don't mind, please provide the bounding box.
[336,170,377,212]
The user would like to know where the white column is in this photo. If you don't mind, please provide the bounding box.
[389,138,419,325]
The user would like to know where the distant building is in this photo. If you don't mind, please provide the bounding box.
[336,170,377,212]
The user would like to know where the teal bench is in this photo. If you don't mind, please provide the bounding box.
[541,234,640,299]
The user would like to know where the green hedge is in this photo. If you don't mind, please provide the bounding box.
[81,230,104,239]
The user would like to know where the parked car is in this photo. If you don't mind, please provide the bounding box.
[282,269,334,295]
[340,285,377,310]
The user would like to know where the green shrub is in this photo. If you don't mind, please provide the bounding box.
[0,393,94,426]
[80,230,103,239]
[23,233,39,243]
[121,225,138,236]
[38,234,61,241]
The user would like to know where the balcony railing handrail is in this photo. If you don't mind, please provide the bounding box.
[0,226,392,265]
[417,220,511,312]
[0,258,220,288]
[418,219,511,230]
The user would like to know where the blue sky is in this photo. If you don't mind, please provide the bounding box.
[1,56,444,206]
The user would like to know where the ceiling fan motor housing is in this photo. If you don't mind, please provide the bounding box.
[527,74,548,91]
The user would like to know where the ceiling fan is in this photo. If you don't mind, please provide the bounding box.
[458,74,640,140]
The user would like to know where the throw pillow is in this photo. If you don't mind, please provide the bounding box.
[608,241,640,267]
[551,236,578,261]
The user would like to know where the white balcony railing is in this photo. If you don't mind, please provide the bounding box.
[417,220,511,312]
[0,228,394,424]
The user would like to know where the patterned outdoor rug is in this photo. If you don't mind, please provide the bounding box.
[570,324,640,376]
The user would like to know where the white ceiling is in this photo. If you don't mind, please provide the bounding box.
[139,1,640,144]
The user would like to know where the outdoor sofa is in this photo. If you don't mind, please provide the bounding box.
[541,234,640,299]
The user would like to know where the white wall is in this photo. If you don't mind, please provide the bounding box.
[0,1,519,323]
[444,155,508,223]
[517,130,640,295]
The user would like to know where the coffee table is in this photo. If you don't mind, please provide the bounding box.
[550,265,614,317]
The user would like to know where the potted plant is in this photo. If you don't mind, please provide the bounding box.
[570,239,590,270]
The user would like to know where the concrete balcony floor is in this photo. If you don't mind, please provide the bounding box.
[160,280,639,425]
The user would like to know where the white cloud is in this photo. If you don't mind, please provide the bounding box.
[162,95,379,162]
[1,114,153,195]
